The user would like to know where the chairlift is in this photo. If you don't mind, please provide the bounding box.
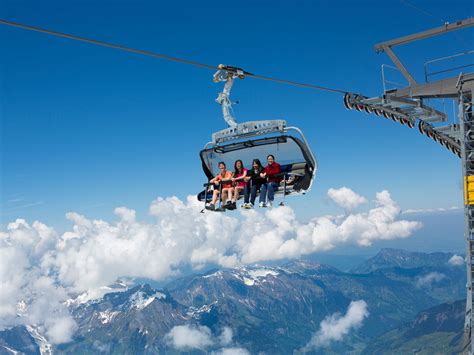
[197,65,317,210]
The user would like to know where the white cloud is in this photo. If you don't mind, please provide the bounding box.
[165,324,213,350]
[219,326,233,346]
[45,316,77,344]
[216,348,251,355]
[165,325,247,354]
[416,272,446,288]
[327,187,367,210]
[46,190,421,294]
[0,188,420,345]
[303,300,369,350]
[449,254,465,266]
[0,220,75,344]
[402,206,461,215]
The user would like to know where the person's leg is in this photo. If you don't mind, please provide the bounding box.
[268,182,277,202]
[234,187,242,208]
[233,187,240,202]
[211,189,219,205]
[259,183,268,205]
[250,184,257,205]
[244,184,250,204]
[222,188,232,205]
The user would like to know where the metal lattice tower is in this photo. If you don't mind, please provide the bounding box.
[461,86,474,353]
[343,18,474,353]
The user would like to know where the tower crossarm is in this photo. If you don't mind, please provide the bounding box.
[374,17,474,94]
[388,73,474,99]
[374,17,474,52]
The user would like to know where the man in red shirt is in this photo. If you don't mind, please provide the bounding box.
[259,154,281,207]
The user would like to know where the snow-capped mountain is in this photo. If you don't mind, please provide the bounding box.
[0,249,466,354]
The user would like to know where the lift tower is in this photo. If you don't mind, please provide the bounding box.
[343,18,474,353]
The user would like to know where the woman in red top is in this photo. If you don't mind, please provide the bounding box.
[230,159,248,209]
[209,161,233,209]
[259,154,281,208]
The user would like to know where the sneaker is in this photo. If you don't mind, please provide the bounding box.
[206,203,216,211]
[259,202,266,208]
[268,201,273,208]
[248,203,254,209]
[241,203,248,208]
[224,201,232,209]
[232,202,237,210]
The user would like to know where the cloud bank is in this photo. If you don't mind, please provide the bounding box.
[165,324,213,350]
[0,188,421,344]
[303,300,369,350]
[449,254,464,266]
[327,187,367,210]
[165,325,248,354]
[416,272,446,288]
[0,220,76,344]
[402,206,462,215]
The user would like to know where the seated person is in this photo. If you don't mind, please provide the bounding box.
[208,162,233,210]
[259,154,281,208]
[230,159,247,209]
[242,159,266,208]
[285,175,296,185]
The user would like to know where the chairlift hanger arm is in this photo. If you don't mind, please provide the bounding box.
[213,64,250,127]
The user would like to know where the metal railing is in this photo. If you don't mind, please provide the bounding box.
[381,64,408,93]
[425,50,474,83]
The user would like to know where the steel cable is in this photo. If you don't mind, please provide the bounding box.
[0,19,349,95]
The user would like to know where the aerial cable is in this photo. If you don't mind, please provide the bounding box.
[399,0,471,51]
[0,19,216,71]
[399,0,447,25]
[0,19,348,95]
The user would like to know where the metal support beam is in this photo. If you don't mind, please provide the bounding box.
[391,73,474,99]
[384,47,417,85]
[375,17,474,91]
[375,17,474,52]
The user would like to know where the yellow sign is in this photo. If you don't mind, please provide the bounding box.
[464,176,474,205]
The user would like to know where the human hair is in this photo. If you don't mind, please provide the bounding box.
[252,159,263,170]
[267,154,275,160]
[218,161,226,168]
[234,159,244,176]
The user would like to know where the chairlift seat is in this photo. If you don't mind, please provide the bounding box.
[197,132,316,202]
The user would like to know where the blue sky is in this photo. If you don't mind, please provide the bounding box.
[0,0,472,244]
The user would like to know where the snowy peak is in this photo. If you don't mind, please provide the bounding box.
[282,260,342,275]
[231,266,280,286]
[102,284,167,312]
[128,289,166,311]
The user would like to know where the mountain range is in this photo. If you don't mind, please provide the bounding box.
[0,248,466,354]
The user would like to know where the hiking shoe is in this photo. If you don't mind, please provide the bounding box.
[205,203,216,211]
